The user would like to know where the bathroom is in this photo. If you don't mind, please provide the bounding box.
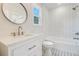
[0,3,79,56]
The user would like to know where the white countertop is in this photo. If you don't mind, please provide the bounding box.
[0,33,42,46]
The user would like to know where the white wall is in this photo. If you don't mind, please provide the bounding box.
[47,4,79,41]
[0,3,42,38]
[41,6,51,36]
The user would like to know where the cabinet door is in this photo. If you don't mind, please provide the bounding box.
[26,39,42,56]
[28,45,42,56]
[12,45,28,56]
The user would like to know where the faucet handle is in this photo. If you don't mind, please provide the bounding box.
[11,32,16,37]
[75,32,79,35]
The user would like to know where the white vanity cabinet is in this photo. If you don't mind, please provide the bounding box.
[0,34,42,56]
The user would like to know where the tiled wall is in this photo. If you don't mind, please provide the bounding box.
[48,4,79,39]
[42,4,79,43]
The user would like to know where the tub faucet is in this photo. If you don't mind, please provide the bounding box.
[18,26,23,36]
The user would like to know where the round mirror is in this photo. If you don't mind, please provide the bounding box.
[1,3,28,24]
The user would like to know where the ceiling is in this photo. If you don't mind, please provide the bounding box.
[42,3,61,10]
[42,3,77,10]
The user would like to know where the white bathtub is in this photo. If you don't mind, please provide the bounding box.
[46,36,79,46]
[43,36,79,56]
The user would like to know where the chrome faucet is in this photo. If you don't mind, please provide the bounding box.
[18,26,23,36]
[10,26,24,37]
